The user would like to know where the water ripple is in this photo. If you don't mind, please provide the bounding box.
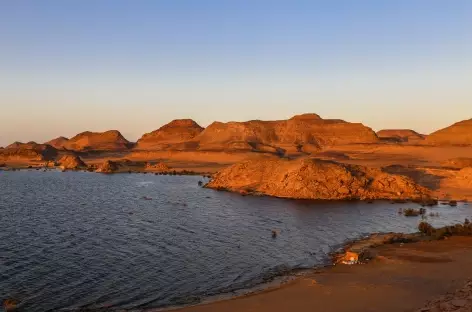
[1,170,471,311]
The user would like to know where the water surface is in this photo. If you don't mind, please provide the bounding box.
[1,170,470,311]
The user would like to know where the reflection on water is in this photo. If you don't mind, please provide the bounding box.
[1,170,470,311]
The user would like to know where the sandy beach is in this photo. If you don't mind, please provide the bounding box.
[170,236,472,312]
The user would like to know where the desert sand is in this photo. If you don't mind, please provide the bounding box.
[167,236,472,312]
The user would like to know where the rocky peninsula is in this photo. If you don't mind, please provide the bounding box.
[206,158,429,200]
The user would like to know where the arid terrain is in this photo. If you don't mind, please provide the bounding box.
[2,114,471,200]
[171,235,472,312]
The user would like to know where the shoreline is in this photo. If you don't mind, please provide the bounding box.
[153,222,472,312]
[161,228,472,312]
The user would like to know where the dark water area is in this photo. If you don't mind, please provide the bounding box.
[1,170,470,312]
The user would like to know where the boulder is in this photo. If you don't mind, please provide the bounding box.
[96,160,119,173]
[57,155,86,170]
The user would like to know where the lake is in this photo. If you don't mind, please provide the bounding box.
[1,170,470,311]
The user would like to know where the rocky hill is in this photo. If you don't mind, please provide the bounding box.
[45,136,70,149]
[377,129,425,143]
[426,119,472,145]
[0,143,58,161]
[64,130,130,151]
[206,158,429,200]
[136,119,204,150]
[195,113,378,154]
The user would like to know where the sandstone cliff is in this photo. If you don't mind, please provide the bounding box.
[136,119,204,150]
[426,119,472,145]
[195,113,378,154]
[377,129,425,143]
[206,158,429,200]
[64,130,130,151]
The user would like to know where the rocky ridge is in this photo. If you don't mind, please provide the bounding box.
[45,136,70,149]
[194,113,378,155]
[63,130,130,152]
[426,119,472,146]
[136,119,204,150]
[376,129,425,143]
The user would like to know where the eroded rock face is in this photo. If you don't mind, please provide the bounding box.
[132,114,377,154]
[64,130,130,152]
[206,158,429,200]
[0,143,58,161]
[426,119,472,145]
[376,129,425,143]
[195,113,378,154]
[45,136,69,149]
[57,155,86,169]
[136,119,204,150]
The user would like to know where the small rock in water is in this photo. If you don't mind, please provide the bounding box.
[3,298,19,311]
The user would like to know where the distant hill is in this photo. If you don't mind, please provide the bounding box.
[376,129,425,143]
[425,119,472,145]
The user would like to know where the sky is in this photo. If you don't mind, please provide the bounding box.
[0,0,471,146]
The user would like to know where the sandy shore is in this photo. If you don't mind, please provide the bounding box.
[167,236,472,312]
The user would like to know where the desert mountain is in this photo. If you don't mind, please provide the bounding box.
[136,119,204,150]
[426,119,472,145]
[0,142,58,161]
[194,113,378,154]
[45,136,70,149]
[206,158,428,200]
[64,130,130,151]
[376,129,425,143]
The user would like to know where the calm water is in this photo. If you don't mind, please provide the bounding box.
[1,170,470,312]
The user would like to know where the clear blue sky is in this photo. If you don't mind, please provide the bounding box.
[0,0,471,146]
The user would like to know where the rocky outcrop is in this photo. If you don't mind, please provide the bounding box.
[145,162,170,171]
[426,119,472,146]
[45,136,69,149]
[136,119,204,150]
[96,160,119,173]
[206,158,429,200]
[415,280,472,312]
[0,143,58,161]
[57,155,86,170]
[376,129,425,143]
[443,158,472,169]
[195,113,378,155]
[64,130,130,152]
